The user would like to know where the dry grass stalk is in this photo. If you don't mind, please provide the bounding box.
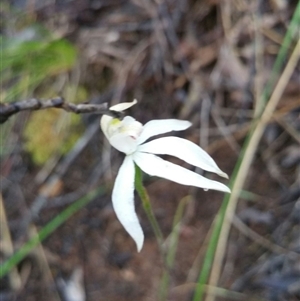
[205,38,300,301]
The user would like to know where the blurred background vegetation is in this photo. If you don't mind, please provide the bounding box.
[1,1,299,301]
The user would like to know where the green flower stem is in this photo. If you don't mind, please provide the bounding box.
[0,187,104,278]
[160,196,191,301]
[134,164,165,249]
[134,164,169,300]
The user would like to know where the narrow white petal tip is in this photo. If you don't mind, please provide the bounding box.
[218,171,229,179]
[136,236,144,252]
[109,100,138,112]
[223,186,231,193]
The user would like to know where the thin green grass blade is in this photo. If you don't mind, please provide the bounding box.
[260,3,300,111]
[192,3,300,300]
[160,196,191,300]
[167,196,191,267]
[0,187,104,278]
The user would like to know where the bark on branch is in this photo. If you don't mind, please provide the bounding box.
[0,97,121,123]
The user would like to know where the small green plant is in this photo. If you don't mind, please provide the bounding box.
[1,16,84,164]
[1,28,77,103]
[23,109,83,165]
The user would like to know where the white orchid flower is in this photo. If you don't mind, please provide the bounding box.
[101,100,230,252]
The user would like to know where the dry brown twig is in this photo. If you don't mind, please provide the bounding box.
[0,97,122,124]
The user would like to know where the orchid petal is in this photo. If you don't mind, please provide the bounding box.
[112,155,144,252]
[138,137,228,178]
[133,152,230,193]
[137,119,192,145]
[109,99,138,112]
